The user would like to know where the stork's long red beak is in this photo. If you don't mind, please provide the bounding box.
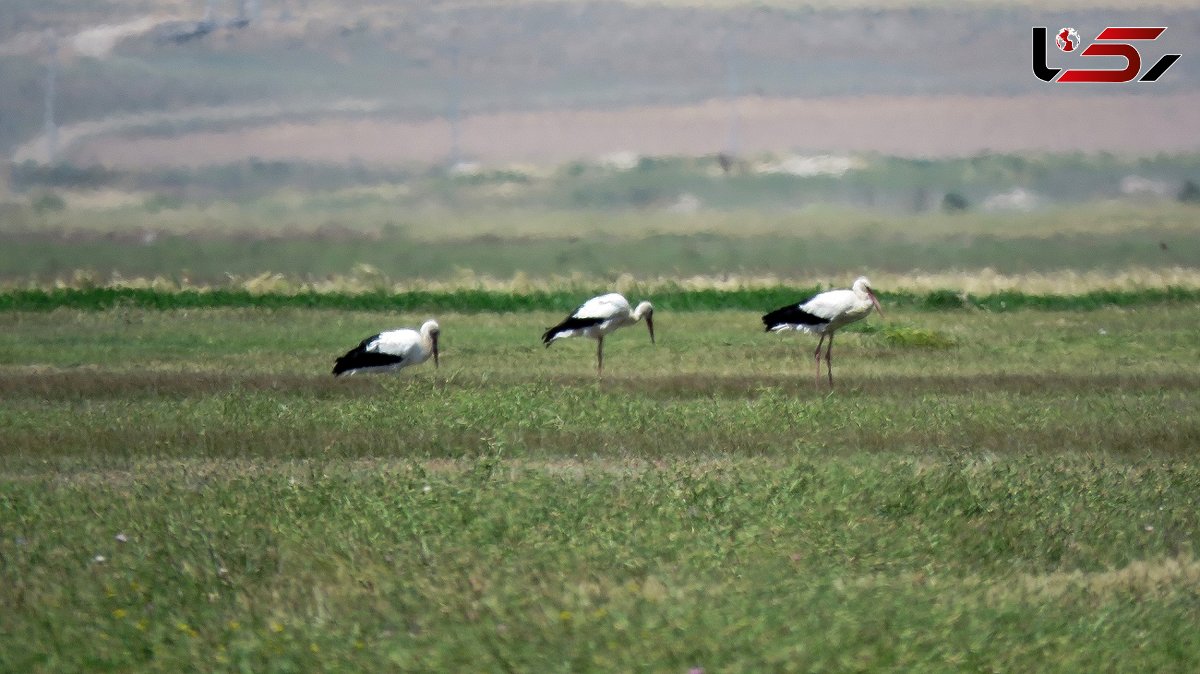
[869,290,884,319]
[432,334,440,368]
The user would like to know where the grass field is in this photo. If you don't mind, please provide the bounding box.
[5,200,1200,284]
[3,301,1200,671]
[5,2,1199,666]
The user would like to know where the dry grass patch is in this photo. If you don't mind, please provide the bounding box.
[1000,556,1200,603]
[8,267,1200,295]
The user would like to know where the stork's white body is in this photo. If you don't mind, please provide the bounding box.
[766,287,877,335]
[762,277,883,387]
[543,293,655,374]
[332,319,440,376]
[543,294,642,341]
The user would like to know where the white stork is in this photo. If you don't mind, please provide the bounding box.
[332,319,440,376]
[762,277,883,387]
[542,293,655,374]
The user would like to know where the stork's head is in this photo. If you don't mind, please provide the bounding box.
[422,319,441,368]
[852,277,884,318]
[633,301,655,344]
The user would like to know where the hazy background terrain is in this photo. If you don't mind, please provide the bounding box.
[1,0,1198,285]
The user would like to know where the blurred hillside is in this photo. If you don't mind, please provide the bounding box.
[2,2,1200,285]
[2,1,1198,168]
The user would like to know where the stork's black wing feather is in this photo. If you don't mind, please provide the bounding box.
[761,304,830,331]
[332,334,405,375]
[541,316,605,345]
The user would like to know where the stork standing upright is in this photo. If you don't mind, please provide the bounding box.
[332,319,440,376]
[542,293,655,375]
[762,277,883,387]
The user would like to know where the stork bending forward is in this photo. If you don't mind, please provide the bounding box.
[332,319,440,376]
[542,293,655,375]
[762,277,883,387]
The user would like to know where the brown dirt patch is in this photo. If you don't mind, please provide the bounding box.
[4,370,1198,401]
[68,93,1200,168]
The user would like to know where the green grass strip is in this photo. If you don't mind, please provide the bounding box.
[1,286,1199,313]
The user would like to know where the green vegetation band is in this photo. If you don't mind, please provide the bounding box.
[2,287,1199,313]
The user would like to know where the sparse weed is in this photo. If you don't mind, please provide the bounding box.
[864,322,958,348]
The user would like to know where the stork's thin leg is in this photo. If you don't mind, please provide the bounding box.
[813,334,826,387]
[596,336,604,376]
[825,332,835,387]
